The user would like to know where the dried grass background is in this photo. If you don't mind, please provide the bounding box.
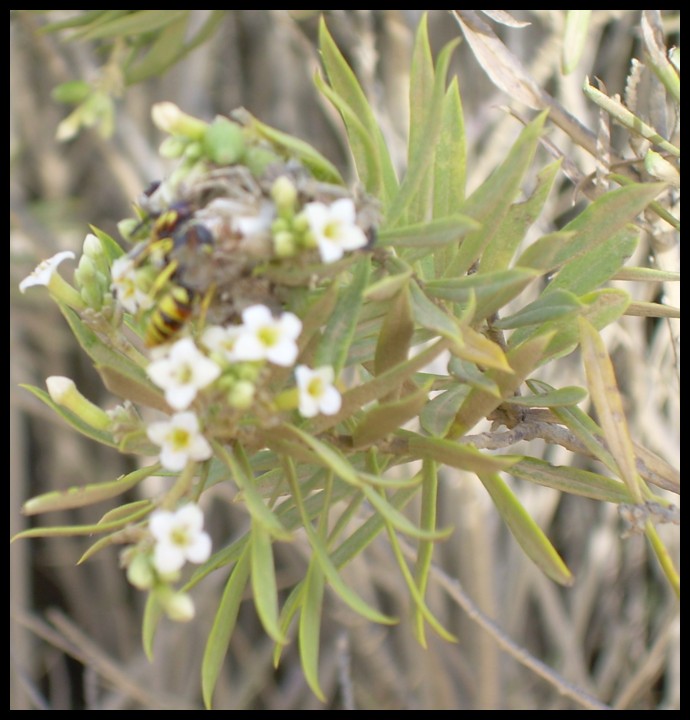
[10,10,679,710]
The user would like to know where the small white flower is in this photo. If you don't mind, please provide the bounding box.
[146,411,213,471]
[19,251,76,293]
[303,198,368,263]
[110,256,154,314]
[295,365,342,418]
[233,305,302,367]
[201,324,244,363]
[149,503,212,575]
[147,337,221,410]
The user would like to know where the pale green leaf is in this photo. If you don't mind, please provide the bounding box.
[202,551,251,709]
[478,472,573,585]
[251,524,287,644]
[298,564,326,702]
[562,11,592,74]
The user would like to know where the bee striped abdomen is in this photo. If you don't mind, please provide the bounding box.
[145,286,194,347]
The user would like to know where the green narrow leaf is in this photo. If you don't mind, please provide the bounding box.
[624,301,680,319]
[479,159,562,272]
[408,281,462,341]
[478,472,573,585]
[562,11,592,74]
[273,582,305,668]
[510,458,632,503]
[414,459,440,645]
[504,385,587,408]
[298,563,326,702]
[448,332,553,438]
[251,524,287,644]
[384,517,457,644]
[448,357,501,396]
[583,79,679,157]
[386,37,461,227]
[202,550,251,709]
[353,381,432,448]
[544,227,639,297]
[407,13,435,223]
[21,464,156,515]
[124,12,189,84]
[377,215,479,249]
[318,18,398,203]
[536,288,631,364]
[543,182,666,271]
[361,484,453,541]
[213,442,291,540]
[492,289,584,329]
[578,317,645,502]
[142,592,163,661]
[449,325,512,373]
[315,258,371,373]
[514,231,577,273]
[445,110,548,276]
[427,267,540,322]
[76,9,189,40]
[285,468,397,625]
[408,434,518,475]
[420,384,472,437]
[20,384,117,448]
[374,283,414,380]
[88,225,125,263]
[433,78,467,219]
[236,108,343,184]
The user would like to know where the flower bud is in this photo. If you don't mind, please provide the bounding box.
[46,376,112,431]
[152,102,208,140]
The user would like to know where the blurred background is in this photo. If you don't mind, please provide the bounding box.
[10,10,679,710]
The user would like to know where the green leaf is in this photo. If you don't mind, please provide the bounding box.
[251,524,287,644]
[213,442,291,540]
[510,458,632,503]
[281,426,361,487]
[414,459,440,645]
[74,9,189,40]
[374,283,414,380]
[315,258,370,373]
[448,357,501,396]
[407,13,435,223]
[124,12,189,85]
[445,110,548,276]
[426,267,540,321]
[142,592,163,661]
[583,79,679,157]
[536,289,631,363]
[449,325,512,372]
[492,289,584,329]
[20,384,117,448]
[236,108,343,184]
[387,37,461,227]
[285,468,397,625]
[298,563,326,702]
[377,215,479,249]
[478,472,573,585]
[408,281,462,341]
[515,231,577,273]
[89,225,125,263]
[353,381,432,448]
[420,384,472,437]
[408,434,518,475]
[562,11,592,74]
[21,464,156,515]
[504,385,587,408]
[544,227,639,297]
[202,551,251,709]
[579,317,645,502]
[479,159,562,272]
[536,182,666,272]
[51,80,91,104]
[448,332,553,438]
[362,484,452,541]
[203,116,246,165]
[433,78,467,218]
[318,18,398,204]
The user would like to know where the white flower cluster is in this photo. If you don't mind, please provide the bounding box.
[143,303,341,472]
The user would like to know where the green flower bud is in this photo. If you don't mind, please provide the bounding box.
[273,231,297,258]
[229,380,255,410]
[204,117,246,165]
[152,102,208,140]
[271,175,298,213]
[46,376,112,431]
[126,552,155,590]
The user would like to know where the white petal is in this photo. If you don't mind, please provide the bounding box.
[174,503,204,532]
[153,542,186,574]
[159,446,189,471]
[149,509,175,540]
[242,304,273,328]
[319,386,342,415]
[266,339,299,367]
[185,532,212,564]
[165,385,198,410]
